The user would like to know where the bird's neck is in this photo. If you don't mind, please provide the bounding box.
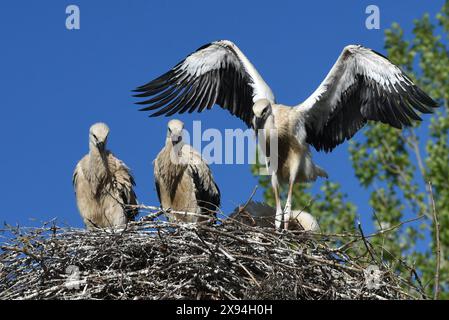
[161,141,188,193]
[261,112,276,134]
[258,107,291,153]
[165,139,186,166]
[87,148,109,189]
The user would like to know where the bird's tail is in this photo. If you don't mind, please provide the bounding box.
[315,165,328,179]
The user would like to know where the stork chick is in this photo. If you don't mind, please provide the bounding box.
[154,119,220,223]
[252,99,328,230]
[73,123,138,229]
[230,201,320,232]
[135,40,438,230]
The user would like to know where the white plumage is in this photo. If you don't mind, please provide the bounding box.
[73,123,138,229]
[153,119,220,223]
[135,40,437,230]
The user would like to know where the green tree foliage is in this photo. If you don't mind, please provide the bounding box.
[252,2,449,299]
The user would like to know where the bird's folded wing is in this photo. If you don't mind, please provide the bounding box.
[72,164,80,189]
[183,145,221,212]
[108,154,138,219]
[134,40,275,127]
[298,45,438,152]
[72,156,87,192]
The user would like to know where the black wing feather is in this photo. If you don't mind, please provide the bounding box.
[134,42,256,127]
[189,165,221,216]
[305,47,438,152]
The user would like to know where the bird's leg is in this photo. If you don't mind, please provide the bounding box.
[264,156,270,174]
[271,173,283,230]
[284,180,295,230]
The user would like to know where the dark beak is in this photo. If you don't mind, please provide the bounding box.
[253,116,265,133]
[171,135,182,145]
[96,142,105,152]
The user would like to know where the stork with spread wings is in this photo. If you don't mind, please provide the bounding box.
[134,40,437,230]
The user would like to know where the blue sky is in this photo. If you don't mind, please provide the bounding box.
[0,1,444,230]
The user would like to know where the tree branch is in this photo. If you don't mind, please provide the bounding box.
[428,182,441,300]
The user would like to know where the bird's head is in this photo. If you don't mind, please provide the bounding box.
[252,99,273,132]
[89,122,110,153]
[167,119,184,145]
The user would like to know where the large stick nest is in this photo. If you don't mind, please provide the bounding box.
[0,208,421,300]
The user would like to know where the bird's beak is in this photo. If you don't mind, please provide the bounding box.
[96,141,105,152]
[253,117,264,133]
[171,135,182,145]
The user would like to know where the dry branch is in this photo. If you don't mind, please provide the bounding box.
[429,181,441,300]
[0,207,423,300]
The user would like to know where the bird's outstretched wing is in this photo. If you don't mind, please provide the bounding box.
[299,45,438,152]
[134,40,275,127]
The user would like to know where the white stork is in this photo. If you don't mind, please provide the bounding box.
[134,40,437,230]
[230,201,320,232]
[73,123,138,229]
[153,119,221,223]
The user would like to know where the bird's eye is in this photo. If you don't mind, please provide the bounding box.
[92,134,98,140]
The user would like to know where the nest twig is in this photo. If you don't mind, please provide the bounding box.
[0,206,423,300]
